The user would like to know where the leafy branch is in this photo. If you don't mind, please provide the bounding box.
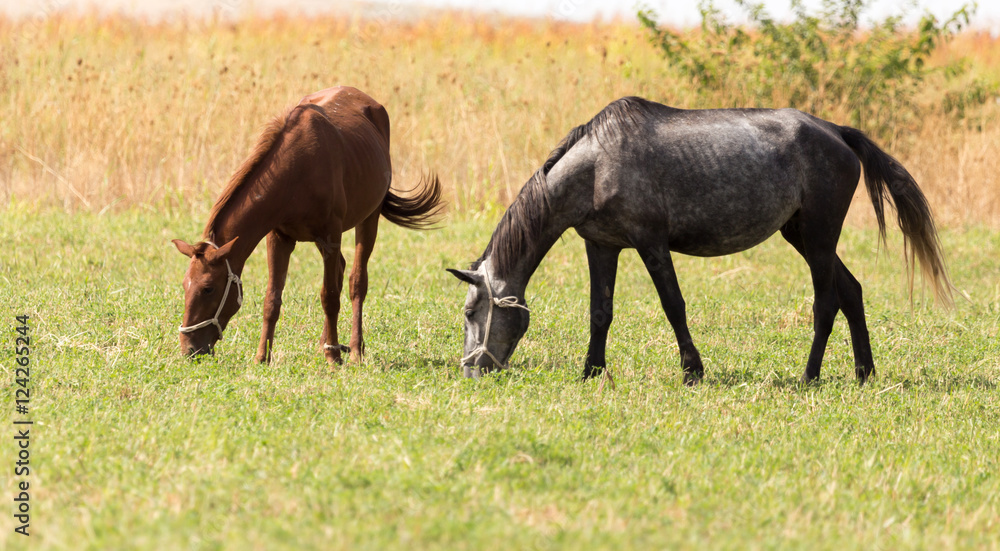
[638,0,981,141]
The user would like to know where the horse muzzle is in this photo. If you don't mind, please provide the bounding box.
[461,348,509,378]
[180,335,216,358]
[462,364,483,378]
[186,345,215,358]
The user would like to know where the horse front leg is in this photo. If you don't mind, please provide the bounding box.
[347,211,381,363]
[256,231,296,364]
[583,240,621,380]
[637,244,704,385]
[317,237,347,367]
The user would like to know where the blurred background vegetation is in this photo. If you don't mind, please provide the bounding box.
[1,1,998,226]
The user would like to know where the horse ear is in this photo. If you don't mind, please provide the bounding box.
[205,237,238,263]
[447,268,482,285]
[172,239,196,258]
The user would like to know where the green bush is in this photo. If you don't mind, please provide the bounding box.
[638,0,979,141]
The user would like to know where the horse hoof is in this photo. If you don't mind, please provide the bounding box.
[800,373,820,385]
[582,365,604,380]
[323,343,350,364]
[323,346,347,367]
[683,372,703,386]
[855,365,873,386]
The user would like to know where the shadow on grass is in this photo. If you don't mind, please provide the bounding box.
[373,355,998,392]
[707,369,805,389]
[889,375,998,392]
[705,364,997,392]
[378,356,454,372]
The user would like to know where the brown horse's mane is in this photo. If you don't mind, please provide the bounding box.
[474,96,651,277]
[202,108,294,241]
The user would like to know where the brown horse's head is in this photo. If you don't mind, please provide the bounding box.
[172,237,242,357]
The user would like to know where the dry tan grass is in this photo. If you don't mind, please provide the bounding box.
[1,13,997,226]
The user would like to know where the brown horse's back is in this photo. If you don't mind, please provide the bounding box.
[300,86,390,147]
[271,86,393,235]
[299,86,442,232]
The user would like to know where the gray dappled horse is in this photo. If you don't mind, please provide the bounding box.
[449,96,952,385]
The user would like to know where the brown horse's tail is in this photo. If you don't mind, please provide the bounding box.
[838,126,954,307]
[380,174,445,230]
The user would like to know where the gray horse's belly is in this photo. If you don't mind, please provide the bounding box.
[576,176,801,257]
[664,183,801,256]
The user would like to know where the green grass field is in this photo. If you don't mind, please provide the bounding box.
[1,208,998,549]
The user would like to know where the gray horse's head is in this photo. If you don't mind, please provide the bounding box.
[448,266,530,377]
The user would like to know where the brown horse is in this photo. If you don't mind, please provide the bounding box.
[173,86,442,366]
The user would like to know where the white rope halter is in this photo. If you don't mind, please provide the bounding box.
[461,273,529,371]
[178,242,243,337]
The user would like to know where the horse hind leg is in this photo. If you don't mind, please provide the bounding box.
[583,240,621,380]
[347,211,381,363]
[779,217,854,383]
[636,243,704,385]
[317,236,347,367]
[256,231,296,364]
[834,258,875,384]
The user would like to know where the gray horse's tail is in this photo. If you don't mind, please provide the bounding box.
[838,126,953,307]
[381,174,444,230]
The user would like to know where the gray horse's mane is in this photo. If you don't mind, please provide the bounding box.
[475,96,652,277]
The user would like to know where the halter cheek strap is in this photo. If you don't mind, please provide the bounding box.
[178,244,243,337]
[461,274,529,370]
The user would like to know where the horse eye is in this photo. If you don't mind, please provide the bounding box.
[202,286,215,296]
[464,309,474,319]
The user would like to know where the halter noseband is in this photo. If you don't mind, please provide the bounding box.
[178,242,243,337]
[461,273,529,371]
